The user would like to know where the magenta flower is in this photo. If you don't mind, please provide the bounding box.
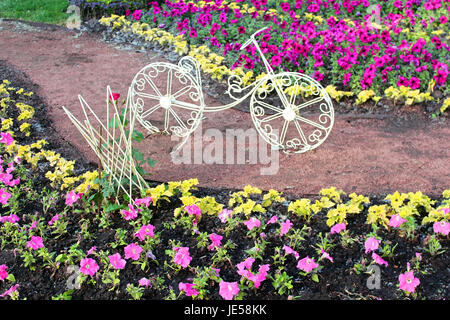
[26,236,44,250]
[398,271,420,293]
[134,196,153,208]
[0,264,8,281]
[179,282,199,297]
[124,243,143,261]
[80,257,99,276]
[433,221,450,236]
[138,277,151,288]
[87,246,97,256]
[0,132,14,146]
[389,214,406,228]
[297,256,319,273]
[330,222,346,234]
[219,280,239,300]
[134,224,155,241]
[364,237,381,254]
[121,204,138,221]
[0,214,19,224]
[108,253,126,270]
[173,246,192,268]
[65,190,81,206]
[280,219,293,236]
[372,252,389,267]
[320,249,334,263]
[243,217,261,231]
[267,215,278,224]
[48,214,60,226]
[208,233,223,251]
[185,204,201,222]
[251,264,270,288]
[218,208,232,223]
[0,284,18,298]
[283,245,299,259]
[0,188,11,205]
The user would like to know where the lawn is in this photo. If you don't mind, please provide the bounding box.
[0,0,70,25]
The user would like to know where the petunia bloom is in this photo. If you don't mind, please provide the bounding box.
[0,132,14,146]
[283,245,299,259]
[280,219,293,236]
[138,277,151,288]
[330,223,346,234]
[173,246,192,268]
[433,221,450,236]
[243,217,261,231]
[124,243,143,261]
[398,271,420,293]
[297,256,319,273]
[218,208,232,223]
[65,190,81,206]
[108,253,126,270]
[0,264,8,281]
[26,236,44,250]
[389,214,406,228]
[0,188,11,205]
[134,224,155,241]
[80,257,99,276]
[121,204,138,221]
[365,237,381,254]
[208,233,223,251]
[179,282,199,297]
[219,280,239,300]
[134,196,152,208]
[372,252,389,267]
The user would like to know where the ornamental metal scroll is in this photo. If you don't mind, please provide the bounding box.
[129,27,334,154]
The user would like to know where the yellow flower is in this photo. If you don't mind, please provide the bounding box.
[1,118,13,130]
[19,122,31,135]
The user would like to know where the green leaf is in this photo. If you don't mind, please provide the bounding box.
[147,158,157,167]
[311,274,319,283]
[104,203,124,213]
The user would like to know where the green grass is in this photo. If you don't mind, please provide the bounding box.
[0,0,70,25]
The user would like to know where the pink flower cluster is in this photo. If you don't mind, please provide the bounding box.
[237,257,270,288]
[173,246,192,268]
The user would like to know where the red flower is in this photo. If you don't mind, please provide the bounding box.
[110,93,120,101]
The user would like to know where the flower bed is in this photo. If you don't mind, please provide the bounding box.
[0,65,449,300]
[85,0,449,116]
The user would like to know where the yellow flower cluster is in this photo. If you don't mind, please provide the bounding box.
[440,97,450,113]
[98,15,235,82]
[355,89,381,105]
[325,85,354,102]
[384,85,433,106]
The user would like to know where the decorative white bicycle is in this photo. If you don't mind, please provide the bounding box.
[129,27,334,154]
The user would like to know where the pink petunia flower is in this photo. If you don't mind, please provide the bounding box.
[124,243,143,261]
[0,214,19,224]
[208,233,223,251]
[179,282,199,297]
[365,237,381,254]
[0,284,18,298]
[87,246,97,256]
[48,214,60,226]
[297,256,319,273]
[26,236,44,250]
[138,277,151,288]
[185,205,201,223]
[0,132,14,146]
[134,224,155,241]
[372,252,389,267]
[320,249,334,263]
[398,271,420,293]
[79,257,99,276]
[108,253,126,270]
[121,204,138,221]
[134,196,152,208]
[173,246,192,268]
[65,190,81,207]
[330,223,346,234]
[283,245,299,259]
[243,217,261,231]
[280,219,293,236]
[219,280,239,300]
[218,208,233,223]
[0,188,11,205]
[0,264,8,281]
[389,214,406,228]
[267,215,278,224]
[433,221,450,236]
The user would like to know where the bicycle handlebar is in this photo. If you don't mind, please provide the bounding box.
[240,27,270,50]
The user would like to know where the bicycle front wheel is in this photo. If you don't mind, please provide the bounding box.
[250,72,334,154]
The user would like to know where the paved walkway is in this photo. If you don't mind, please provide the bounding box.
[1,20,448,196]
